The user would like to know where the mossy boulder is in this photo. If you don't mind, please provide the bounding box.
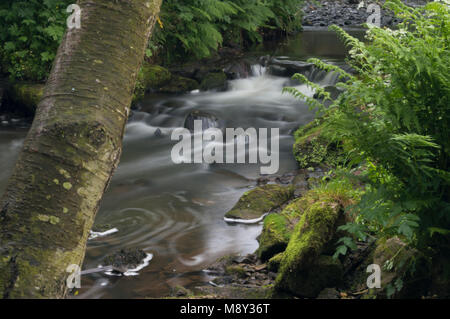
[133,64,172,103]
[257,214,291,262]
[141,64,172,89]
[8,82,45,114]
[283,255,343,298]
[224,184,294,222]
[160,75,199,94]
[369,237,430,298]
[199,72,227,91]
[257,198,305,261]
[268,252,284,272]
[274,193,344,297]
[293,118,344,169]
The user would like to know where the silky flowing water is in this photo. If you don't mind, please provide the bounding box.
[0,30,363,298]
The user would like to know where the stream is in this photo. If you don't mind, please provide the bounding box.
[0,29,364,298]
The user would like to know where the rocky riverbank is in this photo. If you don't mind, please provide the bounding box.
[166,114,448,300]
[302,0,430,28]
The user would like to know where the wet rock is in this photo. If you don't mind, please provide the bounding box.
[171,286,193,297]
[267,58,314,77]
[103,248,147,273]
[317,287,340,299]
[267,65,288,77]
[184,110,224,131]
[224,60,252,79]
[224,184,294,222]
[225,265,247,278]
[154,128,163,137]
[199,72,228,91]
[160,75,199,94]
[256,171,297,186]
[233,254,256,264]
[141,64,172,90]
[292,172,309,197]
[91,223,114,233]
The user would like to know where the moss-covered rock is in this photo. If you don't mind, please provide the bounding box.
[224,184,294,222]
[293,118,345,169]
[133,64,173,103]
[369,237,430,298]
[8,82,45,114]
[274,192,343,297]
[267,252,284,272]
[141,64,172,89]
[257,198,304,261]
[199,72,227,91]
[257,214,290,261]
[225,265,247,278]
[160,75,199,94]
[284,255,343,298]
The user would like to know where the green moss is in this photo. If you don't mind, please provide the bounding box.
[199,72,227,91]
[141,64,172,89]
[293,118,346,169]
[133,64,172,103]
[160,75,199,94]
[274,191,343,297]
[257,199,305,261]
[225,265,247,278]
[225,184,294,221]
[257,214,289,261]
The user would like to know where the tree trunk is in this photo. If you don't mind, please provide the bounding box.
[0,0,162,298]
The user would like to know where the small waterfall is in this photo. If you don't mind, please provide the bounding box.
[251,64,267,77]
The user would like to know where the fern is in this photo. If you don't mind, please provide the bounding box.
[286,0,450,256]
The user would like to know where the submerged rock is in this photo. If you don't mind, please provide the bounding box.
[103,248,147,273]
[184,110,224,131]
[91,223,114,233]
[224,184,294,222]
[267,59,313,77]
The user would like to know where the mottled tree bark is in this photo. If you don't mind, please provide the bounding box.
[0,0,162,298]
